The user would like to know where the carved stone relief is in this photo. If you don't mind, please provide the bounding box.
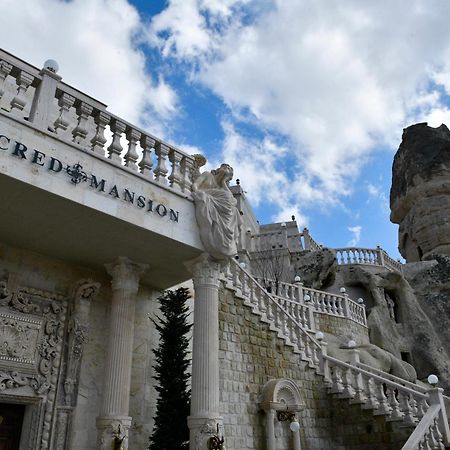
[0,279,67,450]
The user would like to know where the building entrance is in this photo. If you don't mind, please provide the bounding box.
[0,404,25,450]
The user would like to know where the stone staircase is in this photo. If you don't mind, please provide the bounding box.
[221,258,450,450]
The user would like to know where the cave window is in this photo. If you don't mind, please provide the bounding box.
[385,291,401,323]
[401,352,413,365]
[417,246,423,260]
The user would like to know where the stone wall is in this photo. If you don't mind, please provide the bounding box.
[0,242,161,450]
[218,287,409,450]
[314,313,370,345]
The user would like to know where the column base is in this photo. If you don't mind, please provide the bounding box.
[188,416,224,450]
[96,415,131,450]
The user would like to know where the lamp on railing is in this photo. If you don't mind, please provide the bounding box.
[294,275,301,284]
[357,298,364,305]
[315,331,324,341]
[289,420,300,433]
[427,374,439,386]
[339,287,346,294]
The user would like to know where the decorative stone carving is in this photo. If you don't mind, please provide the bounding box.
[260,379,304,450]
[192,418,222,450]
[192,163,241,260]
[96,417,130,450]
[0,282,67,450]
[64,279,100,406]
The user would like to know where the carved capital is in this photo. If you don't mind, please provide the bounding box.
[186,253,222,289]
[105,257,148,293]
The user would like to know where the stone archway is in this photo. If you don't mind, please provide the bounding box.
[260,379,305,450]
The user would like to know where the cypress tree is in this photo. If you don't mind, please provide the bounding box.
[148,287,192,450]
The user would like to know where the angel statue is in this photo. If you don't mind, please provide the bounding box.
[192,163,241,260]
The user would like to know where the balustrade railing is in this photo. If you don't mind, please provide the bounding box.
[225,260,448,450]
[0,49,196,195]
[321,350,450,450]
[224,260,321,365]
[334,246,403,273]
[255,278,367,327]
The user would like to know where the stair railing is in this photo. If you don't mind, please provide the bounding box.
[400,388,450,450]
[224,259,321,366]
[322,353,450,449]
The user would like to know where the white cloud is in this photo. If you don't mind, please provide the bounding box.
[149,0,450,218]
[347,225,362,247]
[0,0,178,127]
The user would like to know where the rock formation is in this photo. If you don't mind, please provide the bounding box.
[390,122,450,261]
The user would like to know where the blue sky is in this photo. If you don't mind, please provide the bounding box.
[2,0,450,259]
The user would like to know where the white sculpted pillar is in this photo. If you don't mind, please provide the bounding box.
[187,253,223,449]
[96,257,147,450]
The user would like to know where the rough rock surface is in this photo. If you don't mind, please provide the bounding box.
[292,248,337,289]
[338,264,450,391]
[390,122,450,261]
[325,333,417,382]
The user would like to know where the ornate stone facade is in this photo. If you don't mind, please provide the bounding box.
[0,279,67,449]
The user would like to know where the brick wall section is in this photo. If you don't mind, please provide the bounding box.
[219,287,410,450]
[314,313,370,345]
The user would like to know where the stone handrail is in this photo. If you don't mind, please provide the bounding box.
[255,277,367,327]
[401,404,448,450]
[300,227,322,251]
[355,361,429,394]
[0,48,197,195]
[322,351,450,449]
[223,259,321,366]
[334,246,403,273]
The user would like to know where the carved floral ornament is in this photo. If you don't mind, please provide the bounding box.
[0,280,66,394]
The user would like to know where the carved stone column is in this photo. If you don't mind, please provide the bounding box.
[96,257,147,450]
[187,253,223,450]
[55,279,100,450]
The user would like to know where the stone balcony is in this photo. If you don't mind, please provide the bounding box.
[0,49,204,288]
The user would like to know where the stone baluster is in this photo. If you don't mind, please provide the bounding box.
[29,66,62,130]
[0,60,12,100]
[10,70,34,115]
[341,293,350,318]
[398,392,416,425]
[154,142,169,184]
[187,254,222,450]
[72,102,93,145]
[181,155,195,193]
[374,380,391,415]
[139,135,155,176]
[124,128,141,171]
[428,388,450,444]
[341,366,356,399]
[169,148,183,190]
[91,111,111,156]
[107,119,126,163]
[362,376,379,410]
[348,349,366,404]
[54,93,75,134]
[330,365,344,394]
[319,342,331,385]
[386,386,403,420]
[96,257,148,450]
